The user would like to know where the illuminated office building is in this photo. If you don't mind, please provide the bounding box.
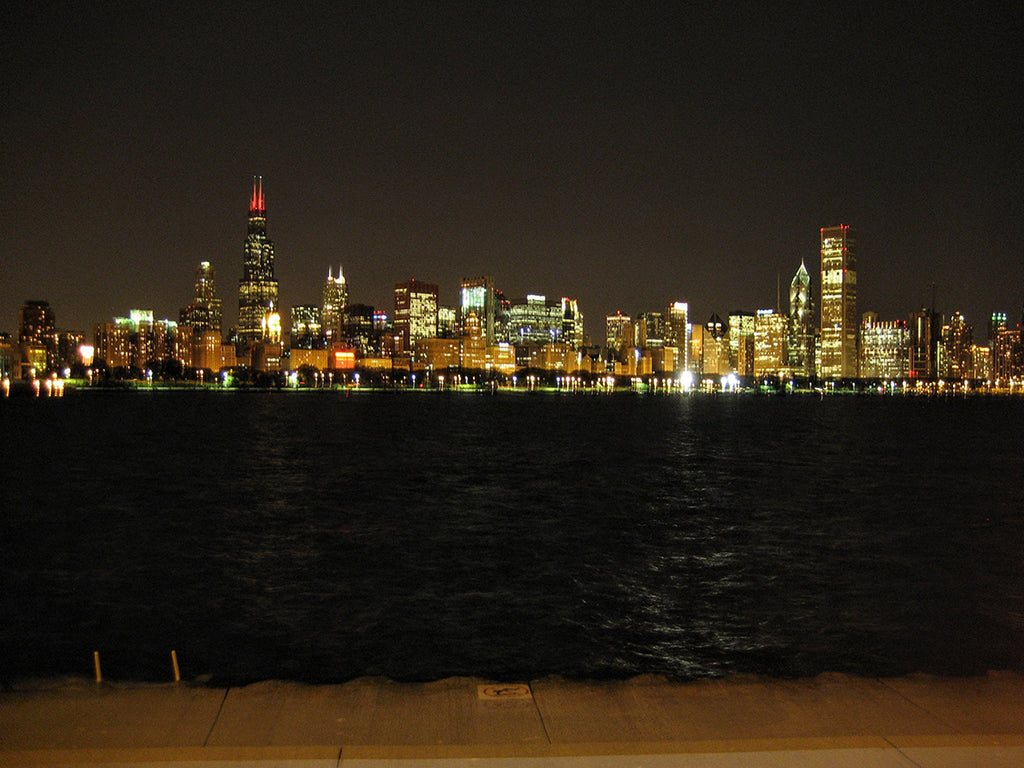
[788,261,814,377]
[94,310,176,371]
[438,306,458,338]
[393,279,439,352]
[460,311,487,371]
[335,304,381,357]
[237,176,279,354]
[989,312,1008,342]
[819,225,857,378]
[322,266,348,344]
[605,312,631,351]
[561,298,584,350]
[860,313,909,379]
[506,295,564,345]
[291,305,324,349]
[18,300,58,372]
[728,311,754,377]
[665,302,690,372]
[993,325,1023,383]
[93,321,132,370]
[414,337,461,371]
[972,345,992,382]
[753,309,787,378]
[699,314,729,376]
[459,276,495,343]
[988,313,1011,383]
[909,308,941,379]
[939,311,973,379]
[180,261,223,333]
[0,334,14,379]
[637,312,665,349]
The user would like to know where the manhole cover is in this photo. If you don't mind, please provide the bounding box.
[477,683,532,700]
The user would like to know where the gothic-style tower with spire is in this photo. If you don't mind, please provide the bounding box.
[322,266,348,345]
[237,176,279,355]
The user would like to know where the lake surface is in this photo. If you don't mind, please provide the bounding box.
[2,390,1022,685]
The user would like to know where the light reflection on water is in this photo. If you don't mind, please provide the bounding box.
[1,391,1022,684]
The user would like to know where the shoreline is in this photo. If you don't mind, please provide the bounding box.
[4,666,1024,692]
[3,670,1024,765]
[6,375,1024,397]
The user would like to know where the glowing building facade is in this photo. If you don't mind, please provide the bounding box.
[753,309,787,378]
[237,177,279,354]
[605,312,631,351]
[699,313,729,376]
[636,312,665,349]
[94,309,177,371]
[819,225,857,378]
[665,301,690,373]
[909,308,941,379]
[180,261,222,333]
[728,311,754,377]
[322,266,348,345]
[993,324,1024,383]
[459,276,495,344]
[506,295,564,345]
[939,311,973,379]
[394,279,439,352]
[561,298,584,350]
[18,300,58,372]
[291,305,324,349]
[788,261,814,377]
[860,313,909,379]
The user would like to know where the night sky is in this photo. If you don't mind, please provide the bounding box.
[4,1,1022,338]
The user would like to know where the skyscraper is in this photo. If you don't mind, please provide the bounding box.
[754,309,787,378]
[561,297,584,350]
[909,308,941,379]
[665,302,690,373]
[18,300,57,373]
[728,311,754,377]
[180,261,222,332]
[393,279,439,352]
[291,305,324,349]
[860,313,909,379]
[459,276,495,344]
[322,266,348,345]
[237,176,279,354]
[819,225,857,378]
[787,261,814,377]
[700,313,728,375]
[508,295,564,345]
[605,312,632,351]
[940,312,973,379]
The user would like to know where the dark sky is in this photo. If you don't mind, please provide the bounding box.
[4,1,1022,338]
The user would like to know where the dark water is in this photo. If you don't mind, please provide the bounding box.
[2,390,1023,685]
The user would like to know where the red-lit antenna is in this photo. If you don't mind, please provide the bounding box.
[250,176,265,216]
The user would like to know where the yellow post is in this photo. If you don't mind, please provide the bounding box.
[171,650,181,682]
[93,651,102,683]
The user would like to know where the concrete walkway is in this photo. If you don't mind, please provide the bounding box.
[2,672,1023,766]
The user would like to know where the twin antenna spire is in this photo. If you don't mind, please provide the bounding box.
[249,175,265,216]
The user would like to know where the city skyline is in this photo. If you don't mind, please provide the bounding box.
[2,200,1022,348]
[4,3,1022,334]
[2,179,1019,344]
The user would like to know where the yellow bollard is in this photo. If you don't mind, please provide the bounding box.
[94,651,102,683]
[171,650,181,682]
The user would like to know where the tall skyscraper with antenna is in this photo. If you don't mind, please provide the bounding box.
[237,176,279,354]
